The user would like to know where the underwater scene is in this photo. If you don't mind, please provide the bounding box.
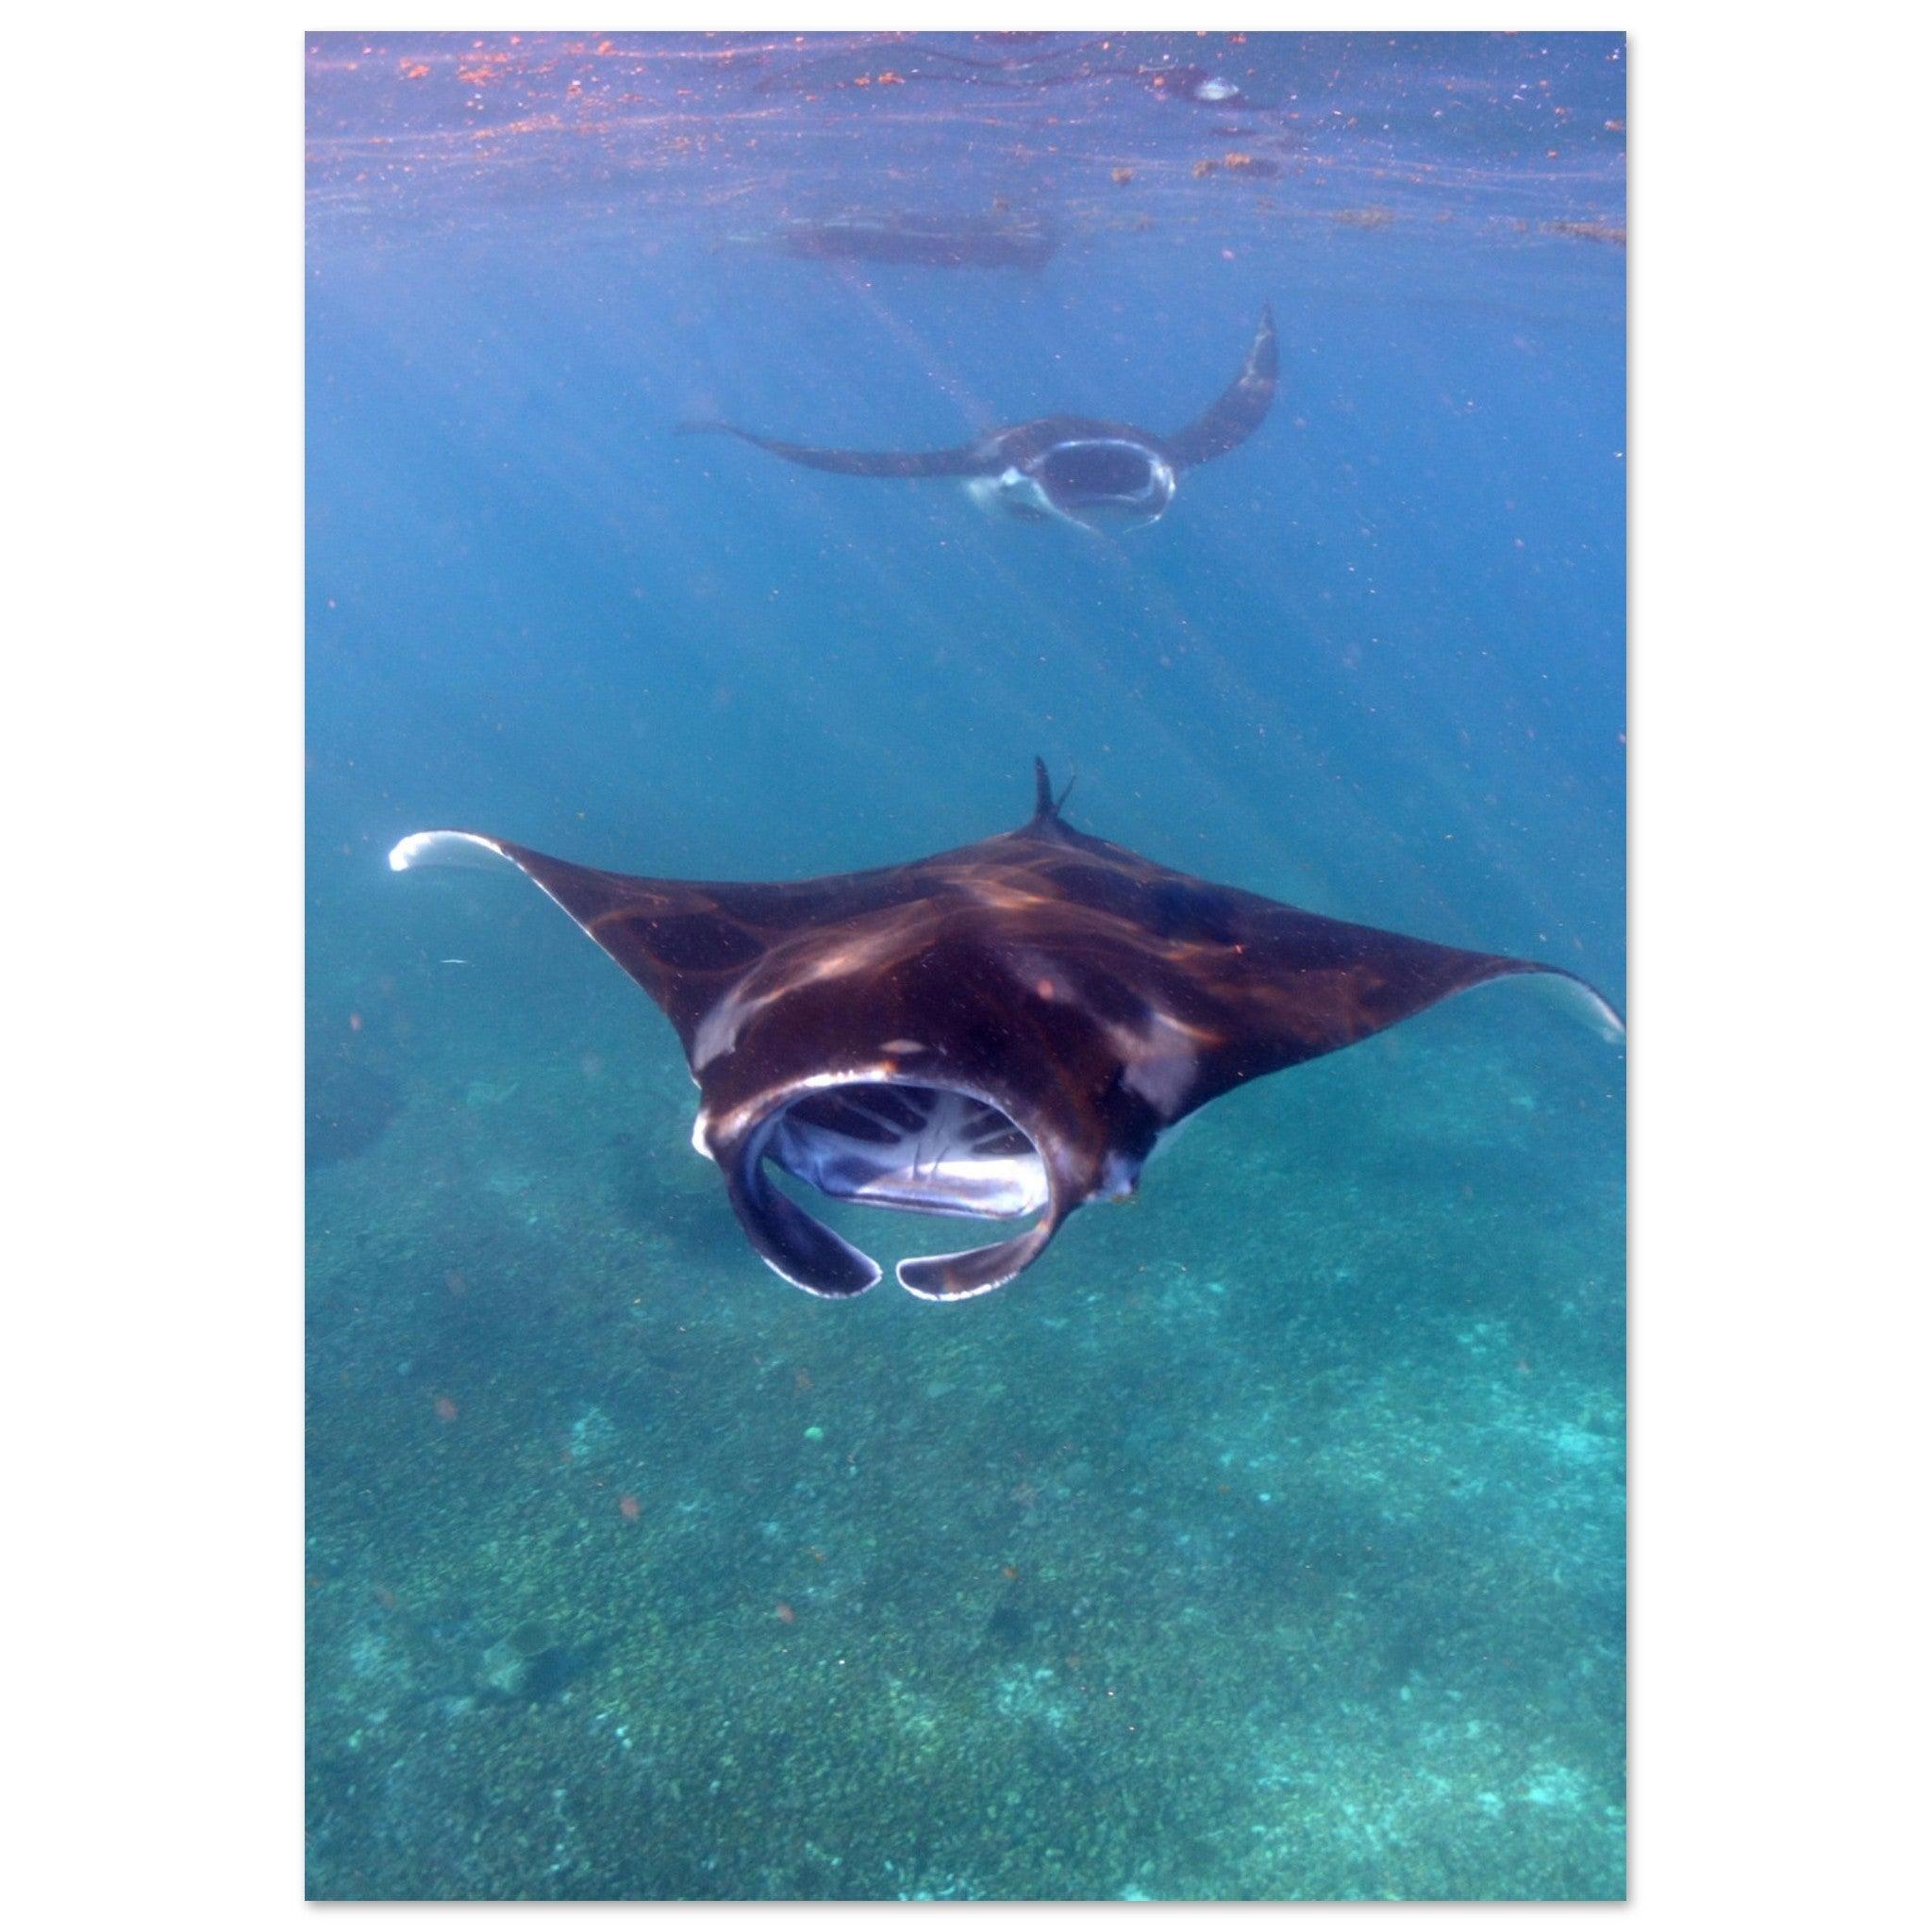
[306,30,1626,1902]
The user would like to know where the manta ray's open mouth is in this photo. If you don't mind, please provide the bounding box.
[766,1081,1047,1221]
[1037,439,1173,516]
[729,1076,1058,1300]
[1041,439,1155,500]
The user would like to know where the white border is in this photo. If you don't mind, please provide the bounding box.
[8,8,1924,1926]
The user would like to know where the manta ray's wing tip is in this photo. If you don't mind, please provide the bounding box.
[1253,304,1279,370]
[388,830,512,874]
[1526,968,1626,1043]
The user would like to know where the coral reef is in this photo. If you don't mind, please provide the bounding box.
[306,1019,1624,1899]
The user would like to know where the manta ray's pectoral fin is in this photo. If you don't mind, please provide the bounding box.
[1511,965,1627,1042]
[675,420,990,478]
[1162,305,1279,469]
[387,828,773,1048]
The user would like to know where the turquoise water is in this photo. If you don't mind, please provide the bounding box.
[306,31,1624,1900]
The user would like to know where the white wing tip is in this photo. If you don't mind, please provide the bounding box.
[388,830,511,874]
[1528,970,1626,1043]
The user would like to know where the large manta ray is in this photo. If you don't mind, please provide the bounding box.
[391,763,1622,1302]
[675,308,1278,531]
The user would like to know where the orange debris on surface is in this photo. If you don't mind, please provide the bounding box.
[774,1601,797,1624]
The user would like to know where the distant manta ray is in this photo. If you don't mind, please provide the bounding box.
[675,308,1278,531]
[391,760,1623,1302]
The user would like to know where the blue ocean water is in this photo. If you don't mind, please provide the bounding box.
[307,31,1624,1901]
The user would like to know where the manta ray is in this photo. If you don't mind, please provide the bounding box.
[675,308,1278,531]
[391,762,1623,1302]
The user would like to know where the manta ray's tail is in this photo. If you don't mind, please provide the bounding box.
[1030,756,1077,824]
